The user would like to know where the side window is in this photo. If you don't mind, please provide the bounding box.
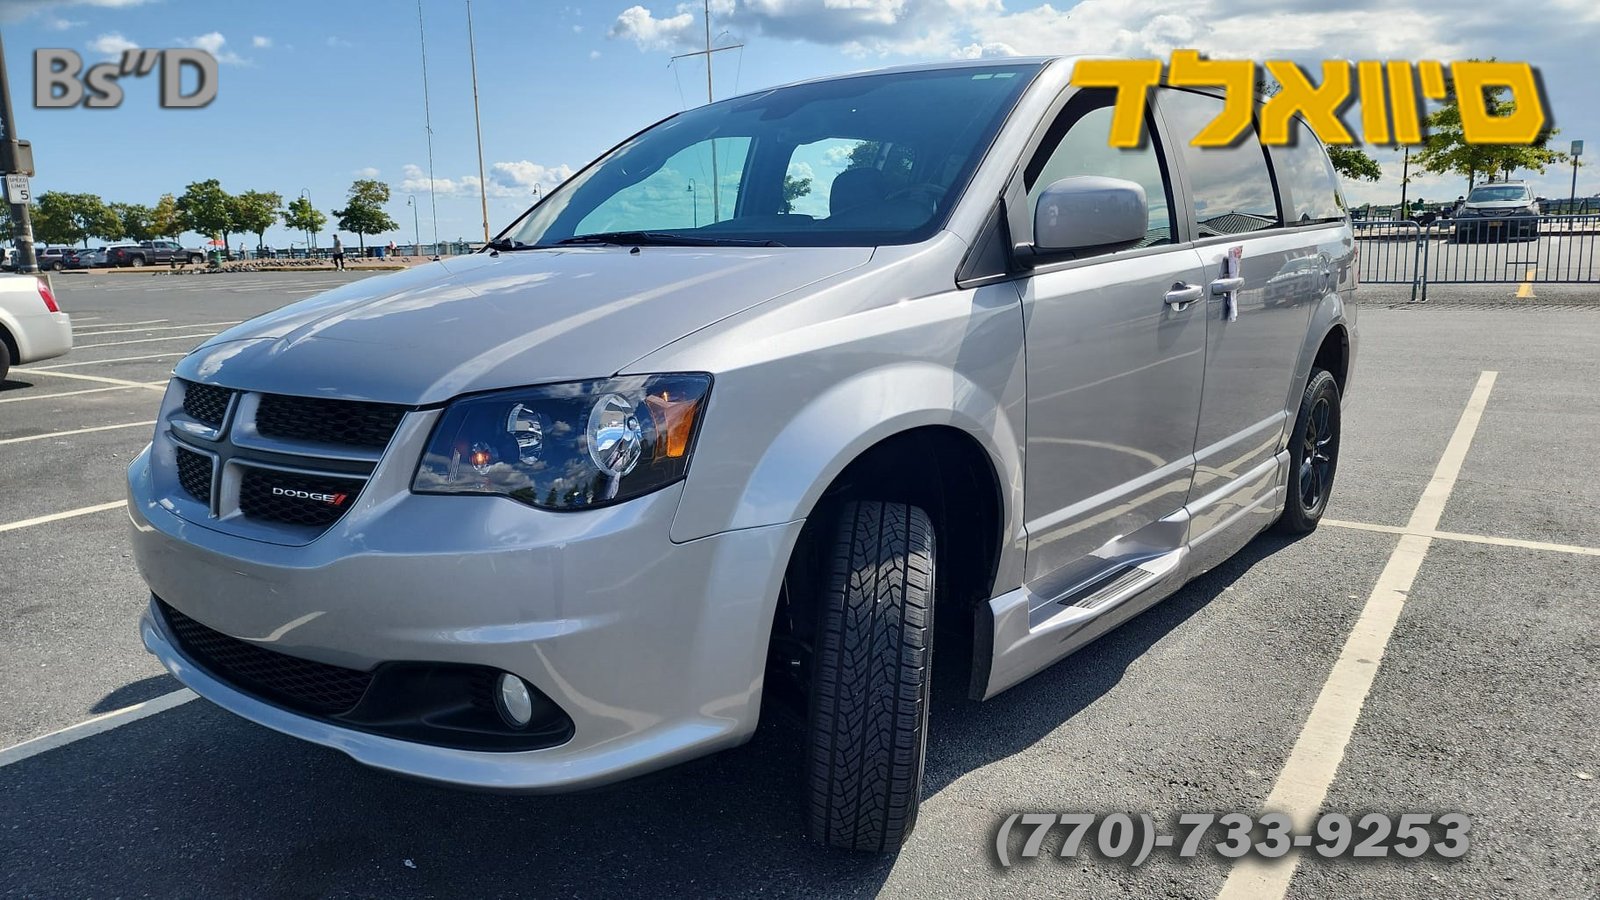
[575,137,752,234]
[1159,89,1282,236]
[1024,90,1175,250]
[1270,117,1347,224]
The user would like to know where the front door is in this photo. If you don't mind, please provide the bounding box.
[1016,90,1209,590]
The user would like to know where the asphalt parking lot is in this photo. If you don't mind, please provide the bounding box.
[1,271,1596,899]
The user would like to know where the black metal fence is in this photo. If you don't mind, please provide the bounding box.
[1356,214,1600,301]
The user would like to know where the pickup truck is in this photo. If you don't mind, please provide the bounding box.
[107,240,206,268]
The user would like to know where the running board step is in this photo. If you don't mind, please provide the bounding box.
[1058,565,1158,610]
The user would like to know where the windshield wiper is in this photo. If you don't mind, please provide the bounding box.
[553,231,786,248]
[484,237,536,252]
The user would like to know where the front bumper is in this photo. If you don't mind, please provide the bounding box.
[129,444,802,791]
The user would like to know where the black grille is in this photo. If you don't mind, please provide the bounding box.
[238,467,364,529]
[255,394,408,450]
[181,381,233,428]
[158,599,373,715]
[174,446,213,503]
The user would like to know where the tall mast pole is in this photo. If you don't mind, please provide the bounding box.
[418,0,441,255]
[467,0,490,243]
[705,0,719,222]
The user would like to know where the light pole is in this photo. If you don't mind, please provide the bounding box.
[531,183,542,204]
[299,188,314,253]
[466,0,490,243]
[407,194,421,257]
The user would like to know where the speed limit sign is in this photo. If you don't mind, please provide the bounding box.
[5,173,30,203]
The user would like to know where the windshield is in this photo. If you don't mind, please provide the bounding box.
[1468,185,1530,203]
[504,64,1041,248]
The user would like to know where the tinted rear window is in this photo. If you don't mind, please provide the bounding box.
[1159,89,1282,236]
[1269,118,1346,224]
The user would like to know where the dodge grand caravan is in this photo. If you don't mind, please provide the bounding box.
[130,58,1355,852]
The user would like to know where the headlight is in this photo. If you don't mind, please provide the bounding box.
[413,374,711,510]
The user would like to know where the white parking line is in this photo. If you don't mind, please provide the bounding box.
[0,383,159,404]
[26,352,186,370]
[0,499,127,533]
[0,690,196,769]
[75,333,217,350]
[1218,370,1498,900]
[73,320,242,337]
[0,420,156,445]
[72,318,168,329]
[1323,519,1600,558]
[8,368,169,390]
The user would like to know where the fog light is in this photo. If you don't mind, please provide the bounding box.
[497,673,534,728]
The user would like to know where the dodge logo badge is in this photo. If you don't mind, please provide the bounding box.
[271,486,348,506]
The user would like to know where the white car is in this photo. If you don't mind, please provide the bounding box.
[0,273,72,381]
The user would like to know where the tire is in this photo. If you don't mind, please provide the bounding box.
[128,255,146,268]
[50,260,64,271]
[189,254,204,265]
[1276,369,1341,534]
[0,338,11,383]
[806,500,935,852]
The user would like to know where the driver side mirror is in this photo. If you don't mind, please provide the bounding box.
[1022,176,1148,263]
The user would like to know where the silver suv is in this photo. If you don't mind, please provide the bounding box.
[130,58,1355,852]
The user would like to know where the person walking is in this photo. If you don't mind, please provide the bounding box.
[332,234,346,271]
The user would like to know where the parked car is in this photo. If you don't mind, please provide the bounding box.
[128,58,1356,852]
[1453,180,1540,242]
[1,246,14,271]
[0,272,72,381]
[67,244,137,269]
[107,239,206,267]
[35,247,71,271]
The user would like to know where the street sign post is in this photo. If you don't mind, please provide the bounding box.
[1573,140,1585,213]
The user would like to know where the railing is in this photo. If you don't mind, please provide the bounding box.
[1355,214,1600,301]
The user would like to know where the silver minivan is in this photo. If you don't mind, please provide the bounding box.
[129,57,1355,852]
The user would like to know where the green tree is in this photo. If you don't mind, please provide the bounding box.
[780,174,812,213]
[230,190,283,249]
[282,196,327,247]
[1415,63,1564,189]
[111,202,157,242]
[1327,146,1382,182]
[151,193,182,239]
[333,178,397,252]
[177,179,236,255]
[34,191,121,247]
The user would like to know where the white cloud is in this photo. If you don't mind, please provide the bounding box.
[45,16,84,30]
[252,35,272,48]
[181,31,249,65]
[355,167,381,178]
[401,162,575,199]
[327,36,353,48]
[87,32,137,57]
[610,4,698,50]
[1,0,157,25]
[590,49,602,59]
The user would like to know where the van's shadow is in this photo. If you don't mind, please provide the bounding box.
[15,534,1300,897]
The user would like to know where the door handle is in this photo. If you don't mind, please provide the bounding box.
[1210,277,1245,295]
[1163,283,1203,310]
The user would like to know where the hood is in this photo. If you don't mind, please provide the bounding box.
[177,246,873,405]
[1462,199,1533,213]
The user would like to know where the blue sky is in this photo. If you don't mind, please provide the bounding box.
[3,0,1598,249]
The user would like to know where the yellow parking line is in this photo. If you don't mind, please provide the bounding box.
[1515,267,1536,298]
